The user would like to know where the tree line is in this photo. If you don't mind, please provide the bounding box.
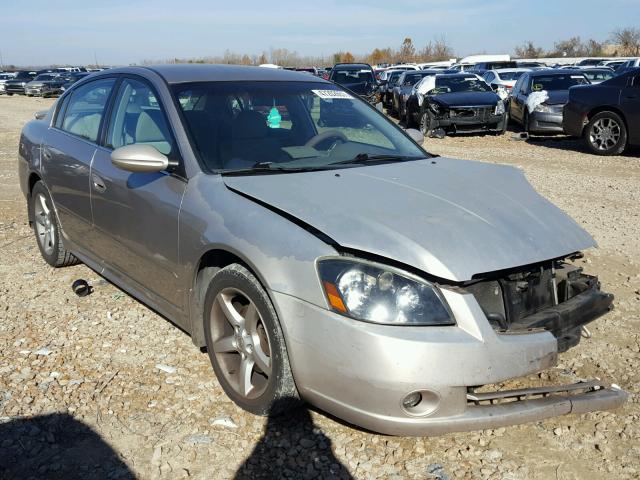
[140,27,640,68]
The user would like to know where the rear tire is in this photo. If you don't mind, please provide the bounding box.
[30,181,79,268]
[583,111,627,156]
[203,264,299,416]
[523,111,531,133]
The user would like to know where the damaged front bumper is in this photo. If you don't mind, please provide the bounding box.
[432,107,506,134]
[271,261,627,436]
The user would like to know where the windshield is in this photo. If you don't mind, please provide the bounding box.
[331,70,375,85]
[529,74,589,91]
[497,71,526,81]
[174,81,426,173]
[434,76,492,93]
[583,70,614,82]
[401,72,432,86]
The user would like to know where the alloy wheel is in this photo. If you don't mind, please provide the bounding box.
[209,287,272,399]
[34,193,55,256]
[590,118,621,151]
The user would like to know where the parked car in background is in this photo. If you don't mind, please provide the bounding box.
[508,69,589,134]
[564,68,640,155]
[575,58,606,68]
[0,72,16,94]
[379,69,403,108]
[580,68,615,84]
[401,70,441,127]
[329,63,379,105]
[470,60,518,74]
[18,64,626,436]
[4,71,37,95]
[60,72,92,92]
[415,73,507,135]
[616,58,640,75]
[516,61,547,69]
[391,70,437,117]
[482,68,530,92]
[598,60,626,70]
[25,73,66,97]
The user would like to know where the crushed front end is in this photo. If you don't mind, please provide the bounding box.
[426,101,506,134]
[464,258,612,352]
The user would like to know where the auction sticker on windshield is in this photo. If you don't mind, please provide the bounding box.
[312,90,353,100]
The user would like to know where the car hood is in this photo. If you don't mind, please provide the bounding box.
[28,80,62,87]
[539,90,570,105]
[429,91,499,107]
[223,158,596,281]
[5,79,28,85]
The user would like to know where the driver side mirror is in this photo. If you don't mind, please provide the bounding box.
[405,128,424,145]
[111,144,169,173]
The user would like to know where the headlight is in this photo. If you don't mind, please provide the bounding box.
[534,103,551,113]
[494,101,505,115]
[318,258,455,326]
[428,102,442,115]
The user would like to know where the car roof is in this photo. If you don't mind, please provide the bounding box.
[113,64,330,84]
[332,63,372,70]
[490,68,531,73]
[528,69,585,76]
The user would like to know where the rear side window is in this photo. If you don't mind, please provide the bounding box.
[61,78,115,143]
[105,78,174,155]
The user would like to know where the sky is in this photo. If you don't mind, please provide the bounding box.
[1,0,639,67]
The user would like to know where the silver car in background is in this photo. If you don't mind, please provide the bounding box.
[17,65,627,436]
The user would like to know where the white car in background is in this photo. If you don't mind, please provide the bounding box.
[0,72,16,94]
[482,68,531,92]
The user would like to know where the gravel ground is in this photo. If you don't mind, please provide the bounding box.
[0,95,638,479]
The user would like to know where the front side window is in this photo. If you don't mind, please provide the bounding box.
[174,81,426,172]
[106,78,173,155]
[61,78,115,143]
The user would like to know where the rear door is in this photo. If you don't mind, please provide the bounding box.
[89,76,187,316]
[42,77,116,250]
[621,73,640,145]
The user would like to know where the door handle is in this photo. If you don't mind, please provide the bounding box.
[91,174,106,193]
[42,148,52,160]
[625,94,638,99]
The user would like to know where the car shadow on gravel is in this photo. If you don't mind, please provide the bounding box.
[0,413,134,480]
[234,399,353,479]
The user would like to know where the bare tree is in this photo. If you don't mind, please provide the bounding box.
[611,27,640,56]
[514,41,545,58]
[398,38,416,63]
[550,36,584,57]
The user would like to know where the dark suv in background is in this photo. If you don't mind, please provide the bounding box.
[329,63,380,105]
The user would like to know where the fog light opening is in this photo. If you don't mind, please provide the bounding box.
[401,389,441,417]
[402,392,422,409]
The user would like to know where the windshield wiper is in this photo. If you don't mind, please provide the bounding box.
[220,162,333,176]
[332,154,425,166]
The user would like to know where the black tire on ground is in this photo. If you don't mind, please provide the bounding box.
[30,181,79,268]
[583,111,628,156]
[7,93,13,96]
[203,264,300,416]
[405,108,414,128]
[419,110,433,137]
[523,111,531,133]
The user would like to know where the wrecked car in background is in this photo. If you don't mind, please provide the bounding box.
[508,69,589,134]
[18,65,627,436]
[392,69,440,127]
[415,73,508,136]
[25,73,66,97]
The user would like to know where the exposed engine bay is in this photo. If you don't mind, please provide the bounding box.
[464,257,613,352]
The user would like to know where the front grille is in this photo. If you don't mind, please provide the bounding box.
[450,106,494,121]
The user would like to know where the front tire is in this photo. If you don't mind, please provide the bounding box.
[203,264,299,416]
[584,111,627,156]
[30,181,79,268]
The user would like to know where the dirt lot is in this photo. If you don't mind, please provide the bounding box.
[0,94,638,479]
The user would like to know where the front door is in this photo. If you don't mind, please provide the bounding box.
[90,77,187,315]
[621,73,640,145]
